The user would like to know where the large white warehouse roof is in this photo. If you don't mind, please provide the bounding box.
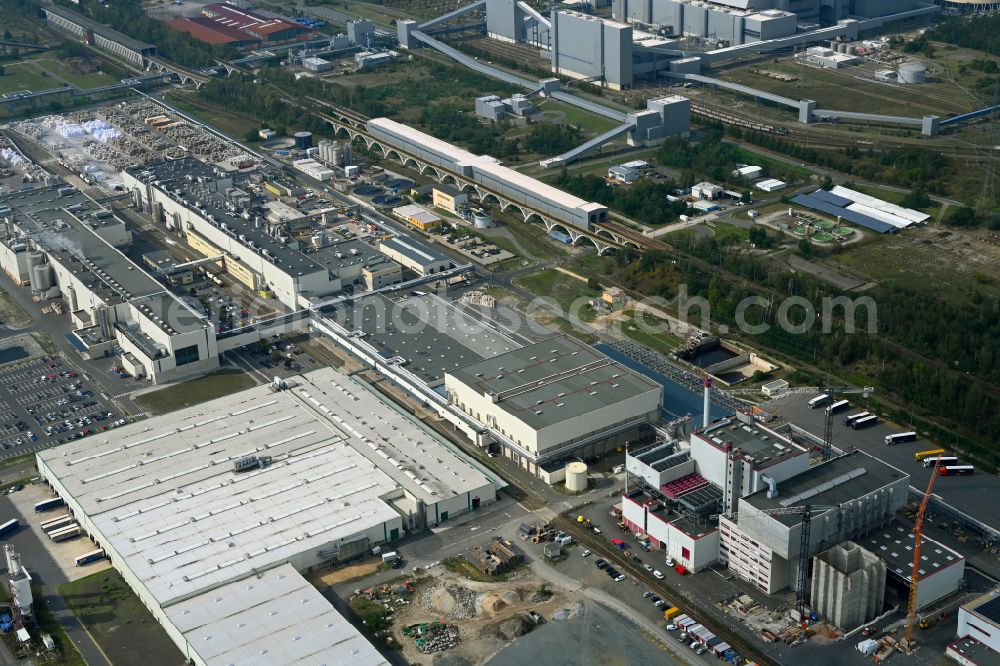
[165,563,389,666]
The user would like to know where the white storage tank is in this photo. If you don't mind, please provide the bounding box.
[32,264,54,291]
[898,62,926,84]
[473,212,493,229]
[565,461,588,492]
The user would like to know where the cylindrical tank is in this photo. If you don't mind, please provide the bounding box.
[26,252,44,290]
[898,62,926,84]
[32,264,54,291]
[565,461,588,492]
[294,131,313,150]
[846,45,856,56]
[330,142,345,166]
[473,212,493,229]
[830,40,839,50]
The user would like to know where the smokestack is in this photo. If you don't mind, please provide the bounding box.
[703,376,712,428]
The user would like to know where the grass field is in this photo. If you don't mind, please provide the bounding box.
[0,61,55,95]
[621,315,684,355]
[0,285,31,328]
[134,368,257,415]
[715,56,978,117]
[166,91,261,142]
[535,99,623,135]
[515,269,602,322]
[31,56,120,89]
[59,572,182,666]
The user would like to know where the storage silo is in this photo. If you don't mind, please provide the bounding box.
[565,461,588,492]
[898,62,926,84]
[294,131,313,150]
[838,42,847,54]
[846,45,857,56]
[473,212,493,229]
[32,263,54,292]
[26,252,45,290]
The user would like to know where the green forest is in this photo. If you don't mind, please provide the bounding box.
[608,229,1000,469]
[552,171,689,226]
[929,15,1000,56]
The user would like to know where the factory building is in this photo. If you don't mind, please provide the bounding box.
[302,56,332,72]
[325,292,520,388]
[366,118,608,230]
[733,451,910,592]
[0,186,218,384]
[378,235,451,275]
[200,3,312,44]
[347,19,376,45]
[43,5,157,67]
[123,158,361,308]
[168,16,263,47]
[810,542,886,631]
[446,335,663,472]
[392,204,443,232]
[862,522,965,611]
[690,415,811,512]
[432,184,469,214]
[958,590,1000,656]
[475,95,508,121]
[551,11,633,89]
[36,367,496,666]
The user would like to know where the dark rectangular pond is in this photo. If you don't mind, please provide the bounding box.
[0,346,28,366]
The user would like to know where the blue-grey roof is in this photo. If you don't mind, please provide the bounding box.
[791,193,897,234]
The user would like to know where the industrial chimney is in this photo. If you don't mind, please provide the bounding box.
[703,376,712,428]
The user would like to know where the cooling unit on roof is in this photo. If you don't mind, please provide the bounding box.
[234,455,273,473]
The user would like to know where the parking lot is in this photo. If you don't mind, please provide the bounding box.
[0,355,125,460]
[763,393,1000,529]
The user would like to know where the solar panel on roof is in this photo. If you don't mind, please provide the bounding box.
[975,595,1000,623]
[791,194,897,234]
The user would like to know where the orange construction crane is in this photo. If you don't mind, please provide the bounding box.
[905,455,944,645]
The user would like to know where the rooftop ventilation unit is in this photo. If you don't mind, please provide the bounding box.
[233,455,273,473]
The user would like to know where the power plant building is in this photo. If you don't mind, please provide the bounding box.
[35,367,497,665]
[958,590,1000,655]
[733,451,909,592]
[551,11,633,89]
[862,522,964,611]
[810,542,886,631]
[446,335,663,471]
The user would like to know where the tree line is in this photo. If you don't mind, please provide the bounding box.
[617,236,1000,469]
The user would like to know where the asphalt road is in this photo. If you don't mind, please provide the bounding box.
[763,393,1000,530]
[0,493,110,666]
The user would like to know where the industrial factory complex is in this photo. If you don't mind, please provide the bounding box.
[1,0,999,664]
[35,367,497,665]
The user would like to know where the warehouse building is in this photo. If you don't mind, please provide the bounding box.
[167,16,262,47]
[200,3,312,44]
[392,203,443,232]
[36,367,497,665]
[446,335,663,472]
[326,292,519,387]
[731,451,909,592]
[366,118,608,230]
[958,590,1000,656]
[378,235,451,276]
[43,5,157,67]
[863,522,965,611]
[0,185,219,384]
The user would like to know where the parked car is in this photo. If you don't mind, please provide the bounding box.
[642,591,653,599]
[653,570,664,579]
[643,563,653,572]
[581,549,591,558]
